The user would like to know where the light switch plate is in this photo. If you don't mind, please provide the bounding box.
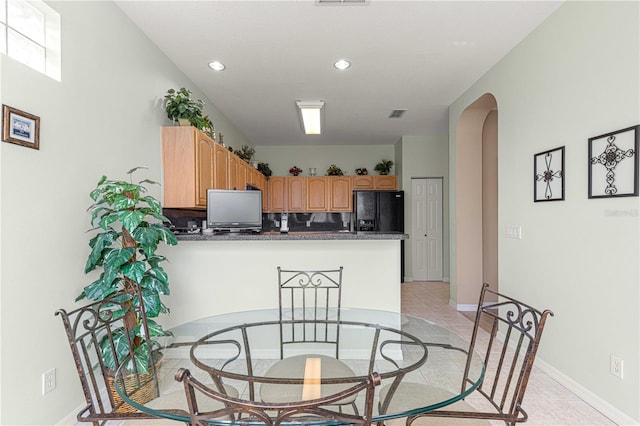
[506,225,522,239]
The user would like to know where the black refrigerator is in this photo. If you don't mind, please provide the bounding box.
[353,190,405,280]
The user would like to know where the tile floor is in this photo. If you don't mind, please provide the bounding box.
[117,281,616,426]
[401,281,616,426]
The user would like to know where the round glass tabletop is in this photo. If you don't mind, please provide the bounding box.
[115,308,484,424]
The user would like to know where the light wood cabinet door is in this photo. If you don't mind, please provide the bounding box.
[228,154,240,190]
[262,178,269,211]
[307,177,329,211]
[352,175,374,190]
[329,176,352,212]
[248,166,261,187]
[268,176,286,212]
[287,177,307,212]
[213,143,229,189]
[162,126,214,209]
[195,135,215,206]
[374,175,398,190]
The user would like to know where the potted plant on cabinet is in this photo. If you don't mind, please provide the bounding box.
[77,167,178,378]
[289,166,303,176]
[326,164,344,176]
[258,162,272,178]
[164,87,214,136]
[374,160,394,175]
[234,144,256,163]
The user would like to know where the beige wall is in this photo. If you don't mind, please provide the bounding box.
[482,110,498,292]
[0,2,246,423]
[453,106,490,305]
[449,2,639,423]
[253,144,395,177]
[398,135,449,282]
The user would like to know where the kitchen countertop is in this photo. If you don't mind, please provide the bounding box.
[174,230,408,241]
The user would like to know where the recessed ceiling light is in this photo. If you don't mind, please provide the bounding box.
[208,61,225,71]
[334,59,351,70]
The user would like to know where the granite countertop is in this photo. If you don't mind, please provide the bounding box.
[174,231,408,241]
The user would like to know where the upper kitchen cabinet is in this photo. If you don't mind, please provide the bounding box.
[162,126,215,209]
[228,153,241,190]
[352,175,374,190]
[328,176,352,212]
[268,176,287,212]
[374,175,397,190]
[352,175,398,190]
[213,142,229,190]
[307,177,329,212]
[287,176,307,212]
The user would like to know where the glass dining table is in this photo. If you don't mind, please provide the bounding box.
[115,308,485,424]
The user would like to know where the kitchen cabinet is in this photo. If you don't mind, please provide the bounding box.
[352,175,374,190]
[287,177,307,212]
[374,175,397,190]
[266,176,306,212]
[161,126,215,209]
[228,154,240,190]
[328,176,352,212]
[256,172,391,213]
[213,142,229,190]
[247,165,260,189]
[307,177,329,211]
[268,176,287,212]
[162,126,265,210]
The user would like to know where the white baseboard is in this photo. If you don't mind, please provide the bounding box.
[494,330,638,425]
[456,303,478,311]
[534,358,638,426]
[56,403,82,425]
[403,276,413,282]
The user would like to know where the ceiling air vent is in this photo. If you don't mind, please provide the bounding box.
[388,109,407,119]
[317,0,367,4]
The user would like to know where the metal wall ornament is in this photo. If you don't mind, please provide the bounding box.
[588,125,639,198]
[534,146,565,202]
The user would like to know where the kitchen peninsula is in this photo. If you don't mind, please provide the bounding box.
[159,126,406,329]
[159,231,406,329]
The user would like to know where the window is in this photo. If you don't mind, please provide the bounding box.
[0,0,60,81]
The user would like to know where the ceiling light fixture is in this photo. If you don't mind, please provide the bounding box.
[334,59,351,70]
[208,60,225,71]
[296,101,325,135]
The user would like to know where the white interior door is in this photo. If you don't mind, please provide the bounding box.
[411,178,443,281]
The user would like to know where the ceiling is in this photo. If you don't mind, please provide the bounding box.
[116,0,563,147]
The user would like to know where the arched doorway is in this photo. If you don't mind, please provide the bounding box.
[452,93,498,308]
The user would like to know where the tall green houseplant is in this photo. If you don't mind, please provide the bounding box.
[78,167,178,373]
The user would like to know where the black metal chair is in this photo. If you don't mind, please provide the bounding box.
[379,283,554,426]
[56,283,212,425]
[261,267,359,413]
[276,267,345,359]
[56,285,170,425]
[177,367,382,426]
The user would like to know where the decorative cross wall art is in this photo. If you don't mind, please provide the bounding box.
[534,146,565,202]
[588,125,639,198]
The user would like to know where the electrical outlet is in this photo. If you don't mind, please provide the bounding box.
[610,355,623,379]
[42,368,56,394]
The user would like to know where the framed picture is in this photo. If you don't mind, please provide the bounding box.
[534,146,565,202]
[588,125,639,198]
[2,105,40,150]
